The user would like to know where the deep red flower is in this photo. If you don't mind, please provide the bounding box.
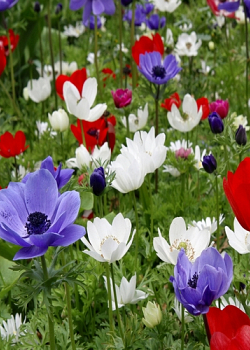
[71,115,116,152]
[0,29,19,56]
[55,67,87,100]
[0,131,29,158]
[223,157,250,231]
[0,47,6,76]
[161,92,181,111]
[197,97,210,120]
[102,68,116,82]
[207,0,236,17]
[206,306,250,350]
[132,33,164,66]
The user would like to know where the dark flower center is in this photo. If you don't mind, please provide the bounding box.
[152,65,166,79]
[87,128,99,139]
[25,212,51,235]
[188,272,199,289]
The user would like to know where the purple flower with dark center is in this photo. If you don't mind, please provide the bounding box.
[208,112,224,134]
[69,0,115,23]
[90,167,106,196]
[146,14,166,30]
[138,51,182,85]
[202,154,217,173]
[0,0,18,11]
[84,15,102,29]
[0,169,85,260]
[22,156,74,190]
[170,247,233,316]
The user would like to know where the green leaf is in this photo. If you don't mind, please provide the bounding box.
[80,192,94,210]
[0,257,22,298]
[0,240,20,261]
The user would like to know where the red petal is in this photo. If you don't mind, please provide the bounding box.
[56,68,87,100]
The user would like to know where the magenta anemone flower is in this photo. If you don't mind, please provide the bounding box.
[0,169,85,260]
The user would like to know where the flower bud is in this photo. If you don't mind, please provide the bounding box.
[208,41,215,51]
[208,112,224,134]
[142,301,162,328]
[48,108,69,132]
[23,87,29,101]
[55,3,63,14]
[209,99,229,119]
[202,154,217,174]
[34,1,41,12]
[111,88,132,108]
[90,167,106,196]
[235,125,247,146]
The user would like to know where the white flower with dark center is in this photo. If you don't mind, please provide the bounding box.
[0,314,25,342]
[153,0,181,13]
[63,22,85,37]
[189,214,224,235]
[167,94,202,132]
[173,298,193,323]
[175,32,202,57]
[81,213,135,263]
[153,217,210,265]
[225,217,250,254]
[103,274,148,310]
[121,103,148,133]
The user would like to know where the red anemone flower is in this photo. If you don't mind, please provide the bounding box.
[0,47,6,76]
[71,115,116,152]
[207,0,236,18]
[197,97,210,120]
[102,68,116,81]
[223,157,250,231]
[132,33,164,66]
[56,67,87,100]
[0,29,19,56]
[206,306,250,349]
[0,131,29,158]
[161,92,181,111]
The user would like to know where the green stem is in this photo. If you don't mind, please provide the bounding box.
[155,85,160,193]
[118,0,123,87]
[203,313,211,345]
[69,245,80,310]
[80,120,86,147]
[61,251,76,350]
[243,0,250,119]
[0,79,21,117]
[215,175,220,250]
[148,176,154,254]
[7,29,16,106]
[47,0,58,109]
[105,263,114,332]
[131,0,136,90]
[94,16,102,97]
[58,21,63,75]
[41,255,56,350]
[125,114,130,138]
[132,191,139,272]
[181,305,185,350]
[110,263,124,344]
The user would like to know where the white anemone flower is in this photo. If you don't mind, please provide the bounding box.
[125,126,167,174]
[109,150,145,193]
[103,274,148,310]
[173,298,193,323]
[153,217,210,265]
[179,23,193,32]
[121,103,148,133]
[81,213,135,263]
[27,77,51,103]
[167,94,202,132]
[142,301,162,328]
[225,217,250,254]
[175,32,202,57]
[232,114,250,131]
[48,109,69,132]
[189,214,225,235]
[166,28,174,46]
[63,77,107,121]
[62,22,85,37]
[163,165,181,177]
[194,145,206,170]
[66,142,111,170]
[153,0,181,13]
[54,61,78,76]
[0,314,25,342]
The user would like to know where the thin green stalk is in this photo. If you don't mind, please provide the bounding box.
[215,175,220,250]
[131,0,136,89]
[110,263,124,344]
[69,245,80,310]
[58,20,63,75]
[118,0,123,87]
[148,176,154,254]
[61,251,76,350]
[41,255,56,350]
[105,263,114,332]
[243,0,250,119]
[80,120,86,147]
[47,0,58,109]
[0,79,21,117]
[125,114,130,138]
[155,85,160,192]
[14,156,18,180]
[7,29,16,106]
[132,191,139,272]
[94,16,102,97]
[203,313,211,345]
[181,305,185,350]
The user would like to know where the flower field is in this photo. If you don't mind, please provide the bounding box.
[0,0,250,349]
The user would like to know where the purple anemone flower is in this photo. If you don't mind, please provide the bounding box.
[123,5,146,26]
[0,169,85,260]
[70,0,115,23]
[138,51,182,85]
[146,14,166,30]
[22,156,74,190]
[0,0,19,11]
[170,247,233,316]
[218,0,240,13]
[84,15,102,30]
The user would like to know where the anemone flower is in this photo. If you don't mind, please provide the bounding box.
[69,0,115,23]
[0,169,85,260]
[0,0,19,11]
